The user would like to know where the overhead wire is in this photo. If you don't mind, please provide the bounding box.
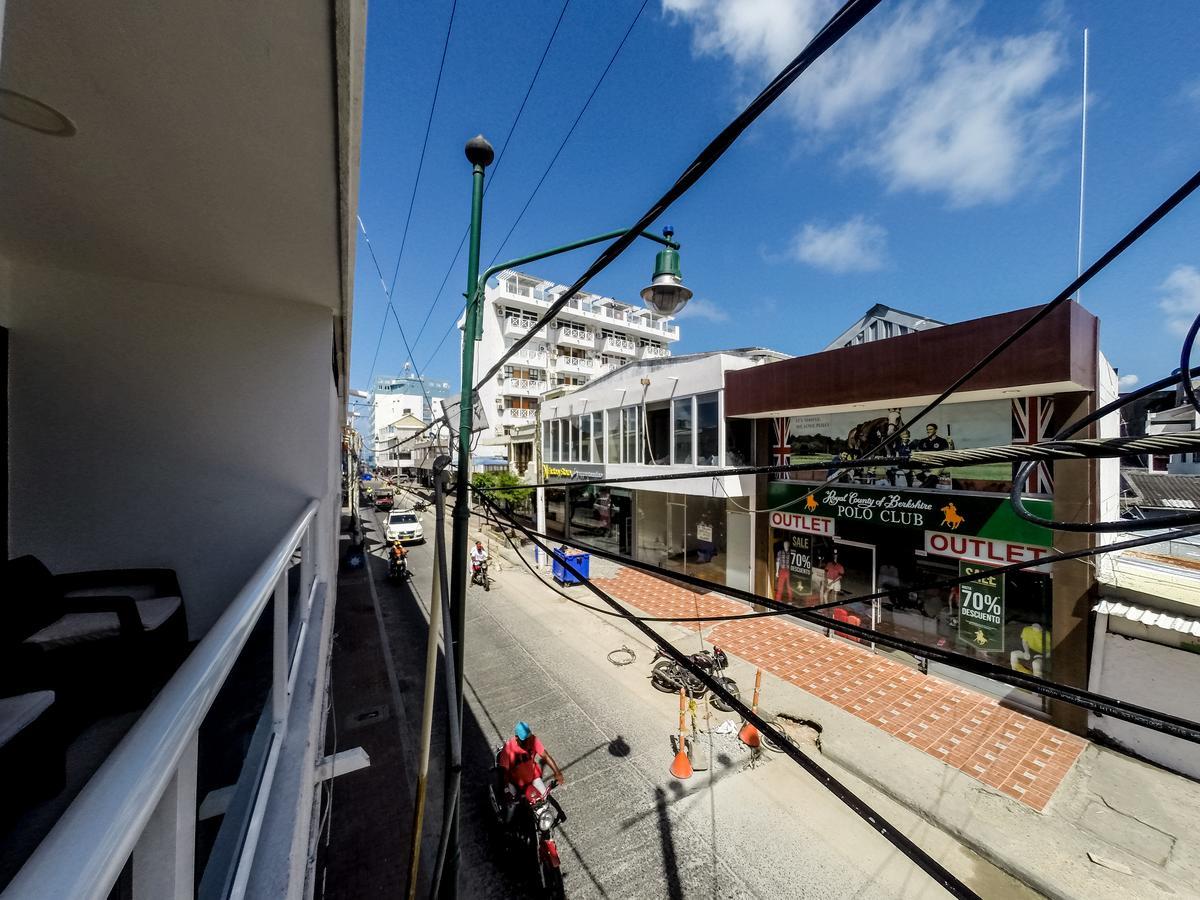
[473,490,981,899]
[476,490,1200,745]
[483,0,651,270]
[361,0,459,397]
[472,0,885,390]
[410,0,573,356]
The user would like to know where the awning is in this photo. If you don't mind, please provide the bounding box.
[1093,600,1200,637]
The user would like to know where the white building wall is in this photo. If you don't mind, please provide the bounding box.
[471,273,680,458]
[1090,632,1200,779]
[6,260,341,638]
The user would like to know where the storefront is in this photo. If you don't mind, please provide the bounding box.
[767,480,1056,683]
[545,464,748,588]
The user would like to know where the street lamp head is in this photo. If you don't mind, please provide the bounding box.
[640,235,692,316]
[465,134,494,168]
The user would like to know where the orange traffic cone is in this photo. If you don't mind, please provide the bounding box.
[739,669,763,748]
[670,687,693,779]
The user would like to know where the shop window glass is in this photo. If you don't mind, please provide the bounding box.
[542,419,552,462]
[673,397,693,465]
[551,420,560,461]
[579,414,592,463]
[725,417,753,467]
[592,412,604,463]
[607,410,621,464]
[646,402,671,464]
[569,417,581,463]
[622,407,639,463]
[696,393,719,466]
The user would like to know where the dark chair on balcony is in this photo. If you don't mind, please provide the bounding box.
[3,556,189,713]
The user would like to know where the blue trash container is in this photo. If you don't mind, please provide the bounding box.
[551,547,590,585]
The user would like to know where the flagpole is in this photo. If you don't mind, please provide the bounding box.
[1075,28,1089,302]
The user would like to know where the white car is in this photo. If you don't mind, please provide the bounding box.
[385,510,424,544]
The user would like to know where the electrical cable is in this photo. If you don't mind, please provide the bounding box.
[1011,352,1200,531]
[362,0,460,396]
[1182,312,1200,414]
[483,0,650,269]
[477,493,981,899]
[476,490,1200,744]
[386,0,459,301]
[473,0,884,391]
[473,431,1200,493]
[788,165,1200,507]
[410,0,573,354]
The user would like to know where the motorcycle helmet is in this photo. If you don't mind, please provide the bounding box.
[514,721,532,741]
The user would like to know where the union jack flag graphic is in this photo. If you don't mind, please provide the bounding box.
[1012,396,1054,494]
[772,416,793,479]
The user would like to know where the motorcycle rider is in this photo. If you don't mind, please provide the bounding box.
[470,540,488,579]
[495,721,565,823]
[389,539,408,576]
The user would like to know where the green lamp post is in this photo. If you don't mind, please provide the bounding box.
[441,134,689,896]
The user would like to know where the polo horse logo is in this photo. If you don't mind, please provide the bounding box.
[805,495,819,512]
[941,502,965,530]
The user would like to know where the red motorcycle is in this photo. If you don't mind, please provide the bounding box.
[487,748,567,898]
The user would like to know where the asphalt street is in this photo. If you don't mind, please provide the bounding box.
[362,498,1038,899]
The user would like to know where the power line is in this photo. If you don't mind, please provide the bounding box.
[362,0,459,397]
[410,0,573,356]
[484,0,650,270]
[473,0,884,390]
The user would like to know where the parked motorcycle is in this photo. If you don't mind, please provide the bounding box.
[487,751,566,898]
[649,646,740,712]
[471,559,491,592]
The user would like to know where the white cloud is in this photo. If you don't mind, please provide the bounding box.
[1159,265,1200,335]
[874,34,1071,206]
[791,216,887,273]
[677,297,729,322]
[1117,374,1140,389]
[663,0,1073,207]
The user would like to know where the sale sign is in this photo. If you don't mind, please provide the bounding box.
[958,561,1005,652]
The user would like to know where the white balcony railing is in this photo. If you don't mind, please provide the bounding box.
[640,345,670,360]
[555,326,594,350]
[554,355,594,373]
[501,377,548,397]
[7,499,331,900]
[600,336,637,356]
[511,346,548,365]
[500,407,537,424]
[503,315,540,338]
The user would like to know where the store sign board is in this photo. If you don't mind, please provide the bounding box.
[767,481,1054,548]
[768,511,836,536]
[925,531,1051,569]
[958,561,1005,652]
[545,464,604,482]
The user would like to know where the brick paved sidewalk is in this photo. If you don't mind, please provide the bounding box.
[592,567,1087,812]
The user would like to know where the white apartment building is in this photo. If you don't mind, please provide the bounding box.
[368,369,450,466]
[465,270,681,474]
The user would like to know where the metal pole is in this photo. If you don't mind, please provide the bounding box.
[444,134,493,899]
[1075,27,1089,302]
[406,521,444,899]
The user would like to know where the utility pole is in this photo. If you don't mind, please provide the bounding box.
[442,134,493,898]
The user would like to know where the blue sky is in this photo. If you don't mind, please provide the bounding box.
[350,0,1200,398]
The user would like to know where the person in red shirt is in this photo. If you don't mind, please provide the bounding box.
[820,551,845,603]
[496,721,565,822]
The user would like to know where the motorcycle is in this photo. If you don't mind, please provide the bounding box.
[387,552,408,581]
[487,750,566,899]
[649,646,740,712]
[471,559,491,592]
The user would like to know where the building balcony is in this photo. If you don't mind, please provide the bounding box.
[503,315,541,339]
[500,377,548,397]
[639,345,671,360]
[554,326,595,350]
[498,407,537,425]
[510,345,548,366]
[599,335,637,356]
[554,355,595,375]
